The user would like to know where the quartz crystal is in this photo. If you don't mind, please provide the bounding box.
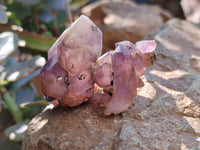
[40,53,68,102]
[40,15,156,115]
[40,15,102,107]
[93,40,156,115]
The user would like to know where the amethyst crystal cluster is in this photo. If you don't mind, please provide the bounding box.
[40,15,156,115]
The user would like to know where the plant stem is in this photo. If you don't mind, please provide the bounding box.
[0,86,22,123]
[66,0,73,23]
[34,8,39,33]
[52,10,60,37]
[0,94,1,112]
[19,100,48,108]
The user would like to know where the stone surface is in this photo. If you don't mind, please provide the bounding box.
[82,0,172,52]
[148,0,184,18]
[181,0,200,24]
[23,19,200,150]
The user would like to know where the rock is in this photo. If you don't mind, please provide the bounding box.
[148,0,184,18]
[181,0,200,24]
[81,0,172,52]
[23,19,200,150]
[22,104,120,150]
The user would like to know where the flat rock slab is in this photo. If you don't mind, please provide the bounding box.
[181,0,200,24]
[23,19,200,150]
[82,0,172,52]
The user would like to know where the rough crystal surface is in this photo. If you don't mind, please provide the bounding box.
[40,53,68,102]
[40,15,102,107]
[40,15,156,114]
[93,40,156,115]
[49,15,102,75]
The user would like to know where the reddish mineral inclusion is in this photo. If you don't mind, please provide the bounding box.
[40,15,156,115]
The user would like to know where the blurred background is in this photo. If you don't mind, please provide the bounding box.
[0,0,197,149]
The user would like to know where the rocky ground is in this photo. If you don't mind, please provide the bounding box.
[181,0,200,24]
[22,0,200,150]
[82,0,172,52]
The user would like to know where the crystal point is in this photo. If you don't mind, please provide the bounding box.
[40,15,156,114]
[49,15,102,74]
[40,15,102,107]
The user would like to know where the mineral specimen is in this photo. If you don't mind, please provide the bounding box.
[93,40,156,115]
[40,15,156,115]
[40,15,102,107]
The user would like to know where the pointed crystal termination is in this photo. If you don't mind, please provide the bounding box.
[93,40,156,115]
[40,15,102,107]
[40,14,156,114]
[48,15,102,75]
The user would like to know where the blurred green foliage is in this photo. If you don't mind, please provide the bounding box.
[0,0,92,149]
[4,0,68,35]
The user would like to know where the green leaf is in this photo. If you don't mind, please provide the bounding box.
[43,31,53,37]
[4,120,29,142]
[57,10,67,27]
[39,9,53,23]
[7,2,31,20]
[0,32,19,64]
[15,0,40,6]
[22,104,45,119]
[15,87,35,106]
[0,107,12,124]
[71,0,90,6]
[0,86,23,123]
[17,32,56,52]
[8,69,40,92]
[0,140,21,150]
[39,0,66,10]
[0,56,17,73]
[2,56,45,82]
[0,4,8,24]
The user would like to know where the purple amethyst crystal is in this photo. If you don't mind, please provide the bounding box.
[93,40,156,115]
[40,53,68,102]
[40,15,102,107]
[40,15,156,115]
